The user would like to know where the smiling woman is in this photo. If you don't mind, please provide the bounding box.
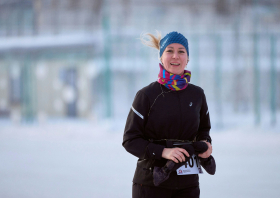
[161,43,189,75]
[123,31,214,198]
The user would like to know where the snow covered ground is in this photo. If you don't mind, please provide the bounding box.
[0,119,279,198]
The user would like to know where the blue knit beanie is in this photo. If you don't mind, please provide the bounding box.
[159,31,189,58]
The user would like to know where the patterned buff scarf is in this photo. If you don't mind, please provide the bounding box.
[157,63,191,91]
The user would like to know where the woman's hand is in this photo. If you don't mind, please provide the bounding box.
[161,147,190,163]
[198,141,212,158]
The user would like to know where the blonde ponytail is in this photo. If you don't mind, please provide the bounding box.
[140,31,162,50]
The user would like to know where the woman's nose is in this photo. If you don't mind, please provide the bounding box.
[173,52,179,59]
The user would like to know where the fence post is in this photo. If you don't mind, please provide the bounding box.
[102,1,112,119]
[270,35,276,126]
[22,56,35,123]
[215,34,223,128]
[253,33,260,125]
[253,0,261,125]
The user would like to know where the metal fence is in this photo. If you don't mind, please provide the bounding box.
[0,0,279,128]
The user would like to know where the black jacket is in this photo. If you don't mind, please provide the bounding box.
[123,81,211,189]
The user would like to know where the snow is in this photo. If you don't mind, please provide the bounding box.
[0,119,279,198]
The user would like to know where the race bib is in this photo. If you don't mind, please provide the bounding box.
[176,154,203,175]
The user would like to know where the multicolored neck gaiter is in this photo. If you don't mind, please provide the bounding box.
[157,63,191,91]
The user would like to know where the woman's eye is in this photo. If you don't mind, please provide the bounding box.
[167,50,173,53]
[179,51,185,53]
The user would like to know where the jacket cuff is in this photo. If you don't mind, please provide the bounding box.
[197,136,212,144]
[147,143,165,160]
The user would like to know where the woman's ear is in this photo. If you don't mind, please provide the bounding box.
[185,59,189,68]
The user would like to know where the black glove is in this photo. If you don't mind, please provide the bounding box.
[193,141,216,175]
[199,155,216,175]
[192,141,208,154]
[153,144,195,186]
[153,141,216,186]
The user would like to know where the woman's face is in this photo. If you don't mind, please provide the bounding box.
[161,43,189,75]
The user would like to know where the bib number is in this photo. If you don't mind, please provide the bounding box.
[176,154,203,175]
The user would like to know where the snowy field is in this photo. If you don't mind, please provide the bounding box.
[0,119,280,198]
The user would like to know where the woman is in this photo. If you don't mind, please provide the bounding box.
[123,31,213,198]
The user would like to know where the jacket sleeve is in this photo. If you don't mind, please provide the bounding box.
[122,90,165,160]
[196,91,212,143]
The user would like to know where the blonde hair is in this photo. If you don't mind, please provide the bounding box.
[140,31,162,51]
